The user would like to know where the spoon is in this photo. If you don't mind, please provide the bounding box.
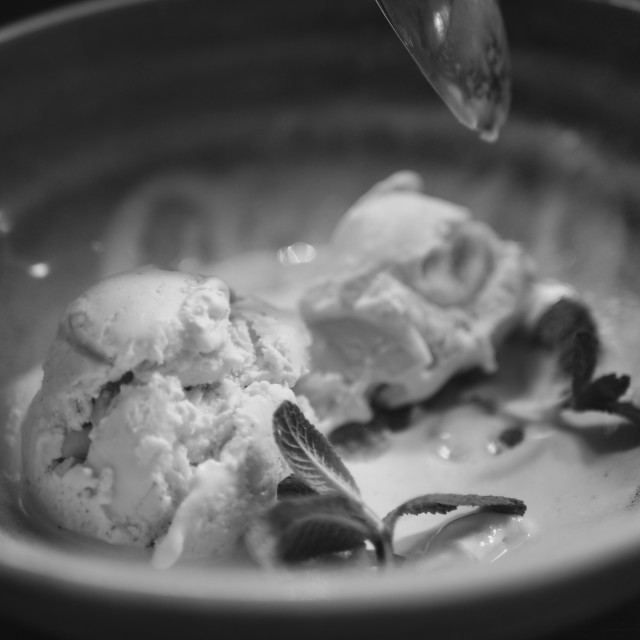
[375,0,511,141]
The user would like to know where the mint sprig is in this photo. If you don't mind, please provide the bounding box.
[564,332,640,422]
[383,493,526,541]
[251,493,370,564]
[499,297,640,428]
[277,473,317,499]
[534,297,600,379]
[273,401,361,499]
[272,401,392,564]
[533,298,640,425]
[247,401,527,569]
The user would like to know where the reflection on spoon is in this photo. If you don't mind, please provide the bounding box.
[375,0,511,141]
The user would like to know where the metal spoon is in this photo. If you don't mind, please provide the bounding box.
[375,0,511,141]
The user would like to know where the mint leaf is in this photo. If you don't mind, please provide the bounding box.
[570,331,600,396]
[534,298,640,427]
[606,401,640,424]
[273,401,361,500]
[272,402,393,565]
[533,298,599,378]
[565,332,640,425]
[572,373,630,412]
[383,493,527,539]
[267,404,527,570]
[252,494,375,565]
[277,474,316,499]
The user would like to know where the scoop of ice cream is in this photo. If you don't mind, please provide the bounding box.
[1,365,43,484]
[296,172,535,429]
[21,268,309,567]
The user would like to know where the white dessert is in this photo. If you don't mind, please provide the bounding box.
[295,172,538,429]
[15,171,590,571]
[20,268,309,568]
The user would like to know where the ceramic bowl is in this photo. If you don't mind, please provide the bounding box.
[2,1,640,639]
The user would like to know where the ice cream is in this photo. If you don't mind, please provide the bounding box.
[295,171,539,429]
[20,268,309,568]
[18,170,582,570]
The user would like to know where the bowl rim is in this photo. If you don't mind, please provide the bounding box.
[2,0,638,49]
[2,504,640,613]
[0,0,160,46]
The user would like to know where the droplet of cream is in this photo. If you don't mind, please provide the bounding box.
[27,262,51,279]
[277,242,317,266]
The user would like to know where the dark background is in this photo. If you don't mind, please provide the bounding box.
[0,1,83,24]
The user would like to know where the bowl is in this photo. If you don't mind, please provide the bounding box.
[3,1,640,639]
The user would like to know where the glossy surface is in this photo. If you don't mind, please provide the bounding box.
[375,0,510,140]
